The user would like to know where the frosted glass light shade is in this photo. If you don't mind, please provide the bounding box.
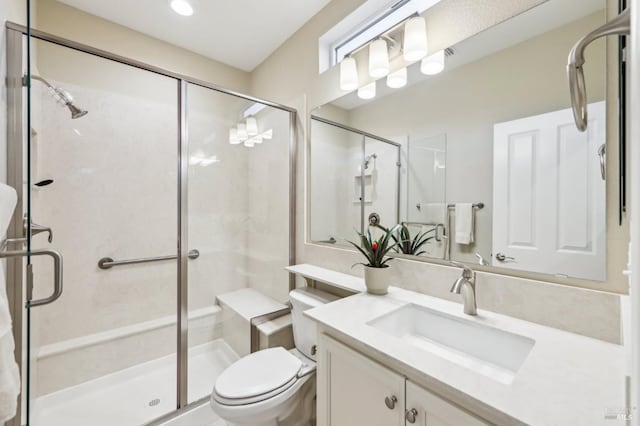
[403,17,428,62]
[262,129,273,139]
[386,67,407,88]
[368,39,389,78]
[237,123,248,140]
[246,117,258,136]
[421,50,445,75]
[357,81,376,100]
[244,139,255,147]
[340,57,359,91]
[253,135,263,144]
[229,127,241,145]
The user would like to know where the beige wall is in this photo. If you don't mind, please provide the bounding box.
[341,12,611,278]
[34,0,250,93]
[3,0,626,341]
[249,0,625,342]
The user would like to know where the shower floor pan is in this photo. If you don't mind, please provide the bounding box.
[32,339,238,426]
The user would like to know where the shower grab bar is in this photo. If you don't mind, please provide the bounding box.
[0,248,63,307]
[98,249,200,270]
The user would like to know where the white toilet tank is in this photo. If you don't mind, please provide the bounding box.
[290,287,339,360]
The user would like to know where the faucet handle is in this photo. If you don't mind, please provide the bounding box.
[449,260,474,279]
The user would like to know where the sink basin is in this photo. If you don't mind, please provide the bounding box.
[367,304,535,384]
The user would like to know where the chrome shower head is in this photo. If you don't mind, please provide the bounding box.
[67,103,88,119]
[32,75,88,120]
[364,153,377,169]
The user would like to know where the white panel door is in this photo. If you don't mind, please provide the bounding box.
[492,102,605,281]
[405,381,490,426]
[316,333,405,426]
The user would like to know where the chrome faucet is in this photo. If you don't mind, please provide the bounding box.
[449,261,477,316]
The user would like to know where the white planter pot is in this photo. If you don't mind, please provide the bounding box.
[364,265,391,295]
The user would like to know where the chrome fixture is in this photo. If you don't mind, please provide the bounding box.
[98,249,200,270]
[405,408,418,423]
[449,261,477,315]
[567,7,629,131]
[24,215,53,243]
[598,144,606,181]
[364,153,377,169]
[495,252,516,263]
[0,247,63,307]
[475,253,489,266]
[338,13,448,99]
[384,395,398,409]
[28,75,88,119]
[368,212,381,226]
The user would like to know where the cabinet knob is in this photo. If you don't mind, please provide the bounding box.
[384,395,397,410]
[405,408,418,423]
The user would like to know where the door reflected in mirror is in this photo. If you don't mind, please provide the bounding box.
[309,0,609,282]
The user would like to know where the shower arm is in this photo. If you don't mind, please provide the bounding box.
[567,7,630,132]
[26,74,56,90]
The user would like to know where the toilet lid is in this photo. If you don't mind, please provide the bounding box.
[214,347,303,400]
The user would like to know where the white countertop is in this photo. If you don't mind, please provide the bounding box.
[305,287,625,426]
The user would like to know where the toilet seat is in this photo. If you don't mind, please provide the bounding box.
[213,347,303,406]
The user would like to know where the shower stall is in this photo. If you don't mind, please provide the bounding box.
[4,23,296,426]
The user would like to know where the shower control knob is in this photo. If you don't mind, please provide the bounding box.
[384,395,397,410]
[405,408,418,423]
[311,345,317,355]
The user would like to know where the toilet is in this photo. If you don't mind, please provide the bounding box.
[210,287,338,426]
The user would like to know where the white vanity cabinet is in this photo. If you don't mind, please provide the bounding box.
[317,333,491,426]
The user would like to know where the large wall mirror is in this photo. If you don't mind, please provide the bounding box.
[310,0,614,282]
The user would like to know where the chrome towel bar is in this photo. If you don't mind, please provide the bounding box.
[98,249,200,270]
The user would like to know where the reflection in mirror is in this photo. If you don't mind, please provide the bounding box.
[310,117,400,244]
[310,0,609,282]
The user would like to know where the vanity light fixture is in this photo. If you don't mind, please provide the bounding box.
[246,116,258,136]
[262,129,273,140]
[244,139,255,148]
[403,16,428,61]
[170,0,193,16]
[229,127,241,145]
[386,67,407,88]
[421,49,445,75]
[340,56,359,91]
[368,39,390,78]
[237,122,248,141]
[357,81,377,100]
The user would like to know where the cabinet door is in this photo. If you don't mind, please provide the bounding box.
[405,381,491,426]
[317,333,405,426]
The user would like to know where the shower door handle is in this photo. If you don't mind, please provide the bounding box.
[0,248,63,307]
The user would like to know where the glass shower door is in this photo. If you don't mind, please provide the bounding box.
[185,82,292,404]
[25,38,180,426]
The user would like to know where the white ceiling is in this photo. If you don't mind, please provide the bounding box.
[56,0,332,71]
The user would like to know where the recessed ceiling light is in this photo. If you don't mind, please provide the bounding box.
[170,0,193,16]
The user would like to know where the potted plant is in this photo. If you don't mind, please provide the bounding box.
[373,223,435,256]
[394,224,435,256]
[347,225,400,295]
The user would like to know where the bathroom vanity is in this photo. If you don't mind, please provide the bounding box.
[305,286,624,425]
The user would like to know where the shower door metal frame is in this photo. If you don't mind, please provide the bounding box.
[309,115,402,234]
[5,21,298,424]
